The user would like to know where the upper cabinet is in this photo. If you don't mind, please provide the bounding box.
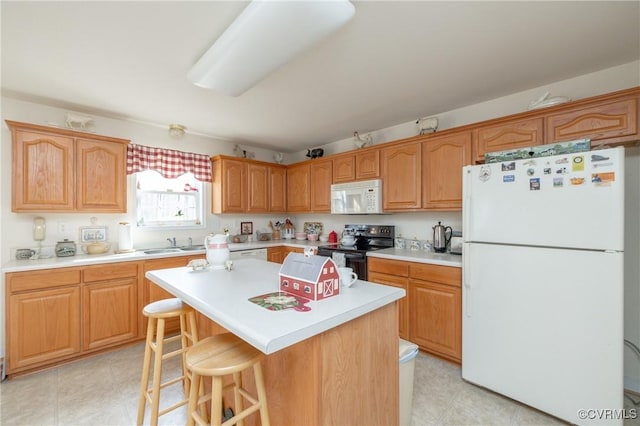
[286,159,332,213]
[381,141,422,211]
[286,162,311,212]
[473,118,544,164]
[422,131,472,210]
[310,159,332,212]
[545,96,638,147]
[7,120,128,213]
[332,149,380,183]
[211,156,286,214]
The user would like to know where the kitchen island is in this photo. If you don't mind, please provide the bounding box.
[146,258,405,426]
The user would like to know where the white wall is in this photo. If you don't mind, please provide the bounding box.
[1,60,638,379]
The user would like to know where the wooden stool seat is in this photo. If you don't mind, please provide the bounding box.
[186,334,270,426]
[137,298,200,426]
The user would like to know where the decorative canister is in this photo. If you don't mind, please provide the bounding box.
[55,239,76,257]
[205,234,230,270]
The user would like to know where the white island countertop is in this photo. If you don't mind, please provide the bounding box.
[146,258,405,355]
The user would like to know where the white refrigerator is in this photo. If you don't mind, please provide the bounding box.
[462,146,624,425]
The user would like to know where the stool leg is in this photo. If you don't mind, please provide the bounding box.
[254,362,271,426]
[179,313,190,394]
[149,317,166,426]
[187,371,201,426]
[232,372,244,426]
[137,317,156,426]
[211,375,224,426]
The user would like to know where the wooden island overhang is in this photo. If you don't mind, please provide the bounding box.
[145,258,405,426]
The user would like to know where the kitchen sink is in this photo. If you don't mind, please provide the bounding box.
[178,245,206,251]
[143,248,184,254]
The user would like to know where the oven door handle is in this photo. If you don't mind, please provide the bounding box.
[344,253,366,260]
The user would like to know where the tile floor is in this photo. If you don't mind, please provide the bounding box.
[0,342,636,425]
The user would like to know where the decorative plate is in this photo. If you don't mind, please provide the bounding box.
[303,222,323,235]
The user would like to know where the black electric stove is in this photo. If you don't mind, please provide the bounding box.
[318,224,395,281]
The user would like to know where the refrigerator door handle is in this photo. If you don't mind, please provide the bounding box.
[462,167,471,238]
[463,242,471,317]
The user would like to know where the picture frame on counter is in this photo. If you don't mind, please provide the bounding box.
[80,226,108,243]
[241,221,253,235]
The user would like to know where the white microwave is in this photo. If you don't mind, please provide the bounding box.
[330,179,383,214]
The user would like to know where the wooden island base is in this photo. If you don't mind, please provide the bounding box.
[198,303,399,426]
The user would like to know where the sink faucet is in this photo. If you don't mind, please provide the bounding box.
[188,237,193,247]
[167,237,177,247]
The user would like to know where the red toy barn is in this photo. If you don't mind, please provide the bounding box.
[279,253,340,301]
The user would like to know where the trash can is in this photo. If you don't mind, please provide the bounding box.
[399,338,419,426]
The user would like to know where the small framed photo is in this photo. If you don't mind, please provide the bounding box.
[80,226,108,243]
[240,221,253,235]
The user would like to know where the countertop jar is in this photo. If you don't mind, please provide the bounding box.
[55,239,76,257]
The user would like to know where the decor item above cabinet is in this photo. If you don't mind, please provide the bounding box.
[7,120,129,212]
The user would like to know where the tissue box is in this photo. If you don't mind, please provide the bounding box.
[279,253,340,301]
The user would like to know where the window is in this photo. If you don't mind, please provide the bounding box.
[135,171,204,229]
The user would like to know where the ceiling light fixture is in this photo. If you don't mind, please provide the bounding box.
[187,0,355,97]
[169,124,186,138]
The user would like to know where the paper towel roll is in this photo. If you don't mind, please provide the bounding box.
[118,222,133,252]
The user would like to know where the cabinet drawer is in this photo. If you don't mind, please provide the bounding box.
[368,257,409,277]
[409,263,461,287]
[8,268,81,293]
[83,262,139,282]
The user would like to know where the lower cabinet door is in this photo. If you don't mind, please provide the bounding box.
[409,279,461,362]
[367,272,409,340]
[9,286,81,372]
[82,278,138,351]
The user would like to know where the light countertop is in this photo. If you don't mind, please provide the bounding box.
[368,248,462,267]
[2,239,462,272]
[146,258,405,354]
[0,239,322,273]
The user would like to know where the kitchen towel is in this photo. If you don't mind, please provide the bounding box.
[118,222,133,252]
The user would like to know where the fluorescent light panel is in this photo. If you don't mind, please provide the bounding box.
[188,0,355,96]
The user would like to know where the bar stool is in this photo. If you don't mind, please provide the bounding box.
[137,298,199,426]
[186,333,270,426]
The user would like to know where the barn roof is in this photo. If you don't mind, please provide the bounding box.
[279,253,335,283]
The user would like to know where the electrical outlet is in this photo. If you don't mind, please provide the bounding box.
[58,221,67,234]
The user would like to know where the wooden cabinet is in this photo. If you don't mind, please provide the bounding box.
[247,162,269,213]
[473,117,543,164]
[367,258,462,363]
[332,154,355,182]
[212,156,286,213]
[81,263,139,351]
[142,256,201,334]
[286,159,332,213]
[7,120,129,212]
[381,141,422,211]
[333,149,380,183]
[368,258,409,340]
[409,263,462,363]
[7,268,82,373]
[267,246,285,263]
[269,165,287,212]
[286,163,311,212]
[545,96,638,147]
[422,131,472,210]
[212,157,247,213]
[310,159,332,212]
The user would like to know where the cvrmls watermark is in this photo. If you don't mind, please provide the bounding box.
[577,408,637,420]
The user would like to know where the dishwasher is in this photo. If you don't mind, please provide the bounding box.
[229,248,268,261]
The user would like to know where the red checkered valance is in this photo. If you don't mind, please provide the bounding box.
[126,144,211,182]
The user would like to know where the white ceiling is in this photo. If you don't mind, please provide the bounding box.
[2,1,639,153]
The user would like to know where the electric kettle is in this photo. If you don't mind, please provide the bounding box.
[432,221,453,253]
